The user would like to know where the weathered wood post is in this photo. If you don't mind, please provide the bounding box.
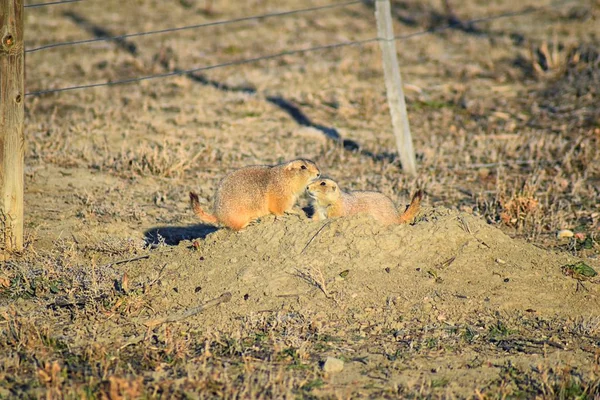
[375,0,417,176]
[0,0,25,255]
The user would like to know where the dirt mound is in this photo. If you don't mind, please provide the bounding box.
[130,208,599,329]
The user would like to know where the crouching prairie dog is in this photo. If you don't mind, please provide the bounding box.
[190,159,320,231]
[307,178,422,225]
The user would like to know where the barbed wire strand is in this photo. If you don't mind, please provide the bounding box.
[25,0,84,8]
[25,0,577,97]
[25,37,380,97]
[26,0,362,53]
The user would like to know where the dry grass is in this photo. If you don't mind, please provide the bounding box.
[294,265,336,301]
[3,0,599,397]
[2,282,600,398]
[99,140,218,179]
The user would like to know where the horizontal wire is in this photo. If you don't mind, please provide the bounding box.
[26,37,380,96]
[25,0,577,97]
[25,0,84,8]
[25,0,362,53]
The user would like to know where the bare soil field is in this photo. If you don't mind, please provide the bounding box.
[1,0,600,398]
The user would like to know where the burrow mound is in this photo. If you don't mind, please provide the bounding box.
[132,208,599,328]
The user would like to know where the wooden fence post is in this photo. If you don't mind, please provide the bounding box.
[375,0,417,176]
[0,0,25,255]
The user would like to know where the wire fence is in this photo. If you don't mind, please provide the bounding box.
[25,0,84,8]
[25,1,362,53]
[1,0,586,251]
[24,0,577,97]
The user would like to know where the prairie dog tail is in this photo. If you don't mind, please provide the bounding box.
[189,192,219,225]
[398,190,423,224]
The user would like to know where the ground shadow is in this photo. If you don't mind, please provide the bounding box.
[63,11,138,55]
[185,71,362,152]
[63,11,398,165]
[360,0,564,42]
[185,72,401,163]
[144,224,218,246]
[302,205,315,219]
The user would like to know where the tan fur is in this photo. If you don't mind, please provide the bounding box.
[307,178,422,225]
[190,159,320,231]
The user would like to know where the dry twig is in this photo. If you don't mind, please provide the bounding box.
[300,221,332,254]
[99,254,150,269]
[295,266,333,300]
[144,292,232,329]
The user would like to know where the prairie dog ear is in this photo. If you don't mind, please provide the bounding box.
[284,161,298,171]
[332,185,336,191]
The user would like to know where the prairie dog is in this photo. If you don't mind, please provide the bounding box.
[307,178,422,225]
[190,159,320,231]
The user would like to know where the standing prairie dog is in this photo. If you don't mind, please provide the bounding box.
[307,178,422,225]
[190,159,320,231]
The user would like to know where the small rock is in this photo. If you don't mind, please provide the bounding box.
[557,229,574,239]
[495,258,506,265]
[322,357,344,373]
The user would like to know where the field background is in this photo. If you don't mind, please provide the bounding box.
[1,0,600,397]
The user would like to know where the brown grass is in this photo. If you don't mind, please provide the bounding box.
[2,288,600,398]
[3,0,599,397]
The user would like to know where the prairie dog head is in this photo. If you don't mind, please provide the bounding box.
[281,159,321,188]
[307,178,341,206]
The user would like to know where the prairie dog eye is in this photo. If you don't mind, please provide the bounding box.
[320,181,326,186]
[301,165,307,170]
